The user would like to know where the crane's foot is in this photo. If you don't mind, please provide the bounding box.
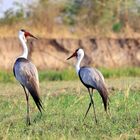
[26,117,31,125]
[94,118,98,124]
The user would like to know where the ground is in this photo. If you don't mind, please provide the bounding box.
[0,77,140,140]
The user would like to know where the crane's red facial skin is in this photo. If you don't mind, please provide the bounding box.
[24,31,38,39]
[67,51,77,60]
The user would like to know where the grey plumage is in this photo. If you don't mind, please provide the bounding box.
[13,58,43,113]
[79,66,108,111]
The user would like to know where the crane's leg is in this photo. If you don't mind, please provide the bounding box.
[90,88,97,123]
[83,88,94,121]
[83,102,92,121]
[22,86,31,125]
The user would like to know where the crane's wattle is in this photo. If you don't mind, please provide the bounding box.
[67,48,84,75]
[18,30,37,59]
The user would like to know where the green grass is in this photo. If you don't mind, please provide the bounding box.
[39,69,77,81]
[99,67,140,78]
[0,78,139,139]
[0,67,140,83]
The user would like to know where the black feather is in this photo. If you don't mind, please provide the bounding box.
[26,84,43,113]
[97,83,109,111]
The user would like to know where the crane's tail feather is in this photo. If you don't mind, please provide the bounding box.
[98,85,109,112]
[27,85,44,113]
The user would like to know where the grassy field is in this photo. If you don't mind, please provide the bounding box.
[0,77,140,140]
[0,67,140,82]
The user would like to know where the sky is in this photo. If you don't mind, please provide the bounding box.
[0,0,140,18]
[0,0,13,17]
[0,0,38,17]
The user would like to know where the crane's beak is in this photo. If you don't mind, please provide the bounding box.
[25,31,38,39]
[29,33,38,39]
[67,52,77,60]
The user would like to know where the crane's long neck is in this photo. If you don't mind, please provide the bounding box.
[76,55,83,74]
[19,36,28,59]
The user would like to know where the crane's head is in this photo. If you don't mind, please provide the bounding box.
[19,29,37,42]
[67,48,84,60]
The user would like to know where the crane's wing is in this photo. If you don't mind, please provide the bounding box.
[13,58,43,112]
[79,67,108,111]
[79,67,104,88]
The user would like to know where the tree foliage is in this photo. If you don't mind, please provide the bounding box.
[0,0,140,33]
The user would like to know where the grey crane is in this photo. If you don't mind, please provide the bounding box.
[13,29,43,125]
[67,48,109,123]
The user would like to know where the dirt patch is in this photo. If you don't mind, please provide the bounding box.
[0,37,140,70]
